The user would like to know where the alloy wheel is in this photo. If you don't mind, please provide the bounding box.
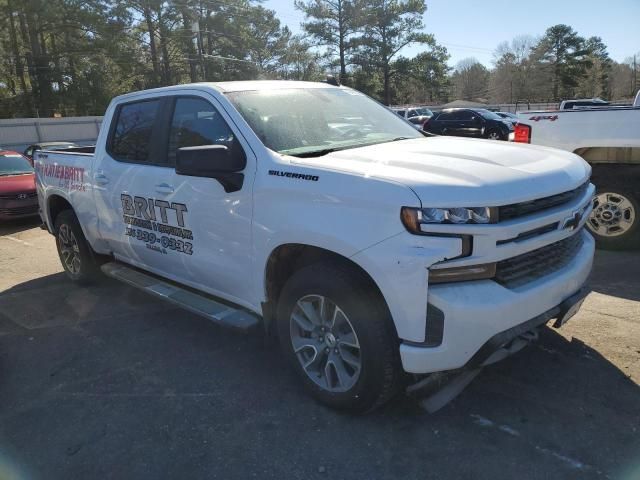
[58,224,81,274]
[289,294,361,393]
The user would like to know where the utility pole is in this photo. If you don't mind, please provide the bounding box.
[634,55,637,94]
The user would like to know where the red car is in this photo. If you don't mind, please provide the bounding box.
[0,150,39,221]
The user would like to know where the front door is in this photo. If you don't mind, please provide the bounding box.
[156,94,256,304]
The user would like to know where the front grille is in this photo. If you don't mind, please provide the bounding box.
[495,230,585,289]
[499,182,589,221]
[0,205,39,216]
[0,192,37,200]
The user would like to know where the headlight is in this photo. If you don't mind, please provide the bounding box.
[401,206,497,233]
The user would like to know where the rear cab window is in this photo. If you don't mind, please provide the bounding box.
[108,99,161,163]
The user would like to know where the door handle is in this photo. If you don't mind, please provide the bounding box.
[94,172,110,185]
[155,183,174,195]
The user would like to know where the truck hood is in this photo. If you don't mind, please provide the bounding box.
[0,173,36,194]
[291,137,590,206]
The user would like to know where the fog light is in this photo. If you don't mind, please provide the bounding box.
[429,263,496,284]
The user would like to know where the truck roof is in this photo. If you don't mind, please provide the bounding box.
[210,80,339,93]
[113,80,340,103]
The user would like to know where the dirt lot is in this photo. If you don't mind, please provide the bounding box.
[0,218,639,480]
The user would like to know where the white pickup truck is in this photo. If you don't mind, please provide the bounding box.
[516,91,640,250]
[36,81,594,412]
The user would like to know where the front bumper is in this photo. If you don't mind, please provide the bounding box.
[400,230,594,374]
[0,198,39,221]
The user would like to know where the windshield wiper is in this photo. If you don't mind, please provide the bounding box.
[289,137,417,158]
[290,148,341,158]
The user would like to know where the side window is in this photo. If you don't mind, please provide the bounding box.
[407,109,417,118]
[396,110,406,117]
[167,97,236,166]
[456,111,474,121]
[109,99,160,163]
[438,112,452,121]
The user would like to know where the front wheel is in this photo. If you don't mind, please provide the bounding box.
[486,129,503,140]
[588,188,640,250]
[277,262,402,413]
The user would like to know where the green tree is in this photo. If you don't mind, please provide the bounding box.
[388,42,449,104]
[451,58,489,101]
[355,0,433,104]
[295,0,365,83]
[578,36,612,98]
[533,24,590,100]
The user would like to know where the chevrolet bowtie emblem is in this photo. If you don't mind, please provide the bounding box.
[563,210,583,231]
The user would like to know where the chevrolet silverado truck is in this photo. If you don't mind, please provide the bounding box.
[36,81,594,412]
[516,91,640,250]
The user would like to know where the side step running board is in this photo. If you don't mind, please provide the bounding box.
[101,262,260,332]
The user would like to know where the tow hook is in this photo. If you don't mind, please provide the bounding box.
[407,328,541,413]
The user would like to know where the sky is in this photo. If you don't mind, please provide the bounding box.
[262,0,640,68]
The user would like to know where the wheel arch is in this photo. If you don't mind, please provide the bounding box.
[47,194,74,231]
[262,243,394,335]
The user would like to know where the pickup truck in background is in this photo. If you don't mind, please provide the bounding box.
[516,91,640,250]
[36,81,594,412]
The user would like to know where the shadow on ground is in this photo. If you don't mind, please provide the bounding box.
[0,272,639,480]
[0,217,42,236]
[588,249,640,302]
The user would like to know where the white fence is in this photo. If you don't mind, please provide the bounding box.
[0,116,102,152]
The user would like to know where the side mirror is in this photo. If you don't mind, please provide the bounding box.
[176,144,246,193]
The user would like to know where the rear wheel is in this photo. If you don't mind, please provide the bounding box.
[588,187,640,250]
[54,210,103,283]
[277,262,402,413]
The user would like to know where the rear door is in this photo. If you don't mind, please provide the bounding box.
[429,112,448,134]
[92,96,190,276]
[454,110,479,137]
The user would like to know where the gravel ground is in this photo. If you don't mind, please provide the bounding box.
[0,218,639,480]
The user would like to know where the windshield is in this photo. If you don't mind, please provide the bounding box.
[0,153,33,175]
[414,107,433,116]
[477,109,505,121]
[226,88,422,156]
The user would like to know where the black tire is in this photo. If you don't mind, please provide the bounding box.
[588,186,640,250]
[54,210,103,283]
[486,129,503,141]
[276,262,402,413]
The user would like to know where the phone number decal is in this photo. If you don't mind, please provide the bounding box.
[125,227,193,255]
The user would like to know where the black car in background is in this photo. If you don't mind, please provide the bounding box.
[424,108,514,141]
[495,111,518,123]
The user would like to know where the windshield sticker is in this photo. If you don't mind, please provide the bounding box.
[121,194,193,256]
[37,163,86,192]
